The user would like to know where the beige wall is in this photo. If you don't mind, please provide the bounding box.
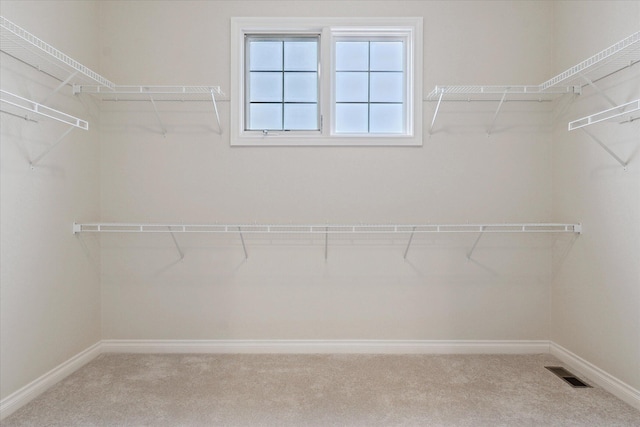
[0,2,102,400]
[97,0,557,341]
[551,1,640,392]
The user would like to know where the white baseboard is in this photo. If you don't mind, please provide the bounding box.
[550,341,640,411]
[0,341,102,420]
[100,339,550,354]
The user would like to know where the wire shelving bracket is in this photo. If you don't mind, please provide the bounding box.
[167,227,185,260]
[466,226,485,260]
[1,89,89,167]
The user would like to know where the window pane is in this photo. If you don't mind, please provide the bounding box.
[370,72,403,102]
[370,104,403,133]
[335,103,368,133]
[284,72,317,102]
[370,42,403,71]
[249,41,282,71]
[335,42,369,71]
[284,104,318,130]
[284,40,317,71]
[249,72,282,102]
[248,104,282,130]
[335,72,368,102]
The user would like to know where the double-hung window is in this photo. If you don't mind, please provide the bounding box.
[231,17,422,146]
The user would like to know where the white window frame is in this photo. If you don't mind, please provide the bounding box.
[231,17,423,146]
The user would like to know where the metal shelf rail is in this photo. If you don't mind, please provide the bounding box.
[426,31,640,135]
[1,89,88,167]
[73,222,582,260]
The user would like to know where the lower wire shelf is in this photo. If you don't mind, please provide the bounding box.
[73,222,581,235]
[73,222,581,260]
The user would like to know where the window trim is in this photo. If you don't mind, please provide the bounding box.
[231,17,423,146]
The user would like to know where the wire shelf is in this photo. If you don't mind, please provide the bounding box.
[73,85,225,101]
[540,31,640,90]
[73,222,582,235]
[568,99,640,130]
[427,31,640,102]
[0,16,114,89]
[1,89,88,129]
[426,85,575,102]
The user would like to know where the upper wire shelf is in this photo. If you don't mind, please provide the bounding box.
[1,89,89,167]
[73,85,225,101]
[427,30,640,102]
[0,16,114,89]
[72,85,225,135]
[540,31,640,90]
[426,85,576,102]
[1,89,88,129]
[568,99,640,131]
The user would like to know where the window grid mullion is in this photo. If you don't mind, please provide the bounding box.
[281,40,285,131]
[367,41,371,133]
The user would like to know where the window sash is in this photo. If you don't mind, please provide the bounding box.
[333,38,407,134]
[244,35,320,132]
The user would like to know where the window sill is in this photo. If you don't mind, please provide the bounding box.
[231,133,423,147]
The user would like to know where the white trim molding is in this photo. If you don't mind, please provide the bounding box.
[0,342,102,420]
[100,339,549,354]
[550,342,640,411]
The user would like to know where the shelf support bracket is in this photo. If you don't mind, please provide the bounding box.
[325,227,329,260]
[30,126,75,168]
[211,90,222,135]
[41,71,78,106]
[168,228,185,260]
[581,128,628,169]
[1,110,38,123]
[487,92,508,136]
[403,226,416,259]
[581,75,618,108]
[466,226,485,260]
[429,91,444,135]
[238,227,248,259]
[149,95,167,136]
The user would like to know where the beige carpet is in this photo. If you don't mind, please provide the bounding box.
[3,353,639,426]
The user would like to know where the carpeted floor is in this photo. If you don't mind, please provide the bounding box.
[3,353,639,426]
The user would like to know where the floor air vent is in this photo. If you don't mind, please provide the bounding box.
[545,366,592,388]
